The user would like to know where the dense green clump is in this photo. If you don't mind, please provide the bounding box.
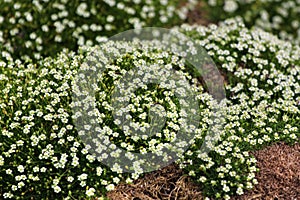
[0,35,206,199]
[203,0,300,44]
[0,18,299,200]
[0,0,196,60]
[177,18,300,199]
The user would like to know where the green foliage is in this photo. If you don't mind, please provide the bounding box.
[177,18,300,199]
[0,6,300,199]
[203,0,300,44]
[0,37,206,199]
[0,0,195,60]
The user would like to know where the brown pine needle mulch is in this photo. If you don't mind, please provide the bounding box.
[106,142,300,200]
[233,142,300,200]
[106,163,203,200]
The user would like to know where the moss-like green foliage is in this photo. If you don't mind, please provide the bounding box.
[203,0,300,44]
[0,18,299,199]
[0,0,195,60]
[178,17,300,199]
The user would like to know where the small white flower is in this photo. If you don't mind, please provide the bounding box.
[106,184,115,191]
[67,176,74,182]
[86,187,96,197]
[17,165,24,173]
[53,185,61,193]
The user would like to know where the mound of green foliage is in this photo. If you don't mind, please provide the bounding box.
[0,29,210,199]
[203,0,300,45]
[0,0,196,60]
[178,17,300,199]
[0,18,299,200]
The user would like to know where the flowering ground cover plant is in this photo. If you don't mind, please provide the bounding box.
[0,0,196,60]
[0,52,123,199]
[0,18,299,200]
[203,0,300,45]
[0,32,218,199]
[178,17,300,199]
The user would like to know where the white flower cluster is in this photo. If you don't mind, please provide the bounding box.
[205,0,300,44]
[0,51,126,199]
[0,0,197,60]
[177,17,300,199]
[71,38,204,175]
[0,17,299,200]
[0,33,206,199]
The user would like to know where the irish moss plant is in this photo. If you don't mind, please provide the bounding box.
[203,0,300,45]
[0,0,197,60]
[0,18,299,199]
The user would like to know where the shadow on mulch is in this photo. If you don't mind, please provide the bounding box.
[106,163,203,200]
[106,142,299,200]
